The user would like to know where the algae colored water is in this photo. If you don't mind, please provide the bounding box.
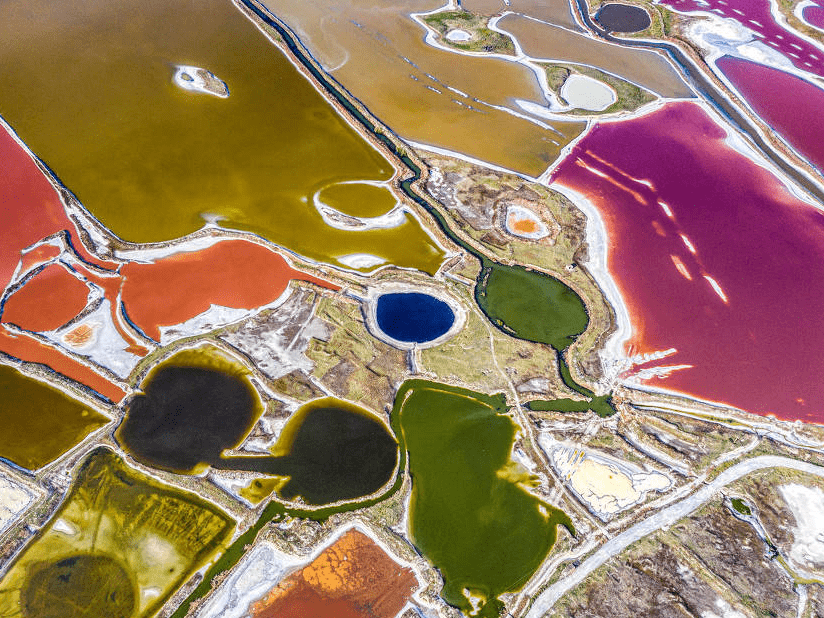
[527,394,615,418]
[0,0,444,274]
[316,182,399,219]
[0,447,233,618]
[115,347,263,474]
[0,364,109,471]
[475,263,589,351]
[394,380,572,617]
[217,397,399,505]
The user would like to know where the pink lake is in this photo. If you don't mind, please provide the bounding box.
[661,0,824,78]
[716,55,824,174]
[551,101,824,422]
[802,2,824,29]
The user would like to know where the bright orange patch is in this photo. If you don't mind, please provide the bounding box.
[511,217,540,234]
[63,324,95,347]
[2,264,89,332]
[119,240,339,342]
[251,529,418,618]
[0,325,126,402]
[19,244,61,275]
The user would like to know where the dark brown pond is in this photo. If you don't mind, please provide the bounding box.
[595,4,651,32]
[215,398,399,506]
[116,350,397,505]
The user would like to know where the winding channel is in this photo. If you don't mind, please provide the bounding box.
[571,0,824,204]
[524,455,824,618]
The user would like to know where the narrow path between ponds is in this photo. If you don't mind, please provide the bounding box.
[239,0,609,408]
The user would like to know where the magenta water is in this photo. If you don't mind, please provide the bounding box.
[716,55,824,173]
[551,101,824,422]
[661,0,824,78]
[802,2,824,29]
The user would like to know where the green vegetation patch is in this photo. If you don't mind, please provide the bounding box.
[395,379,573,617]
[0,364,109,471]
[423,10,516,55]
[730,497,752,516]
[542,62,657,116]
[0,447,234,618]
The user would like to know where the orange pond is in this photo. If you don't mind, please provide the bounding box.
[0,326,126,402]
[0,121,337,401]
[250,529,418,618]
[510,217,540,234]
[2,263,89,333]
[119,240,338,342]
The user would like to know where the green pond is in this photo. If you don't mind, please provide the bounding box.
[475,263,589,351]
[0,0,444,274]
[0,364,109,471]
[393,380,573,617]
[527,394,615,418]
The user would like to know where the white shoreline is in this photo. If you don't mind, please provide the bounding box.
[363,283,467,351]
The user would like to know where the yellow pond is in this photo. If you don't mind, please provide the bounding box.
[0,448,234,618]
[0,364,109,471]
[0,0,444,274]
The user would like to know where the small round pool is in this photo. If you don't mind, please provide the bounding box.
[375,292,456,344]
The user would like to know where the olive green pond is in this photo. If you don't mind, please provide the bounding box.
[393,380,573,618]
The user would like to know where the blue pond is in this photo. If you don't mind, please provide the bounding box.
[375,292,455,344]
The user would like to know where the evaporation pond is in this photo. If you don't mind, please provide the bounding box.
[375,292,455,344]
[0,0,444,274]
[595,3,651,31]
[218,397,399,506]
[0,364,109,471]
[476,263,588,350]
[0,447,233,618]
[115,347,263,474]
[316,182,398,219]
[118,350,398,505]
[394,380,572,618]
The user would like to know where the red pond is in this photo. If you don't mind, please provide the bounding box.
[551,101,824,422]
[716,55,824,174]
[119,239,337,342]
[0,120,338,402]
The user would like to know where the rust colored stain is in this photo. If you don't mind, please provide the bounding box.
[119,239,339,342]
[251,529,418,618]
[0,326,126,402]
[2,264,90,332]
[63,324,95,347]
[511,217,540,234]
